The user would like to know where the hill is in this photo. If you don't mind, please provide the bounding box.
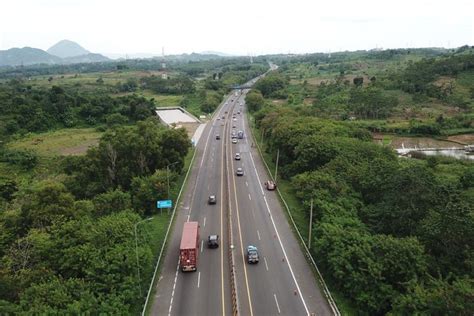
[47,39,89,58]
[0,47,62,66]
[62,53,110,64]
[0,40,110,67]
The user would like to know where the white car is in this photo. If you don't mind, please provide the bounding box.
[232,138,238,144]
[235,153,241,160]
[233,118,237,122]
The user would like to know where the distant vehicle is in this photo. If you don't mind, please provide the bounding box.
[215,134,220,140]
[246,245,259,263]
[237,130,244,139]
[236,167,244,176]
[265,180,276,191]
[237,110,241,114]
[222,115,225,119]
[180,222,199,271]
[208,195,216,204]
[233,124,236,128]
[235,153,241,160]
[208,235,219,248]
[233,118,237,122]
[232,138,238,144]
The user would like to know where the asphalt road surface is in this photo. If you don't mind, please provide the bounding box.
[151,78,332,315]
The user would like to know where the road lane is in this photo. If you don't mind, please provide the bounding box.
[151,95,236,316]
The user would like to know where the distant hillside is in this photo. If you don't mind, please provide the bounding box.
[0,47,62,66]
[47,39,89,58]
[0,40,110,67]
[62,53,110,64]
[200,51,234,57]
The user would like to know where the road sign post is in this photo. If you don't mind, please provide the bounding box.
[157,200,172,214]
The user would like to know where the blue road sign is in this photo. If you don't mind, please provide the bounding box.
[157,200,172,208]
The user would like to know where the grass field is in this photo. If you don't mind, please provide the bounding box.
[8,128,102,156]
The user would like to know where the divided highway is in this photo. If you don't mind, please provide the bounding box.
[150,77,332,315]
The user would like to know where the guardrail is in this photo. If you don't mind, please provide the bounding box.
[249,122,341,316]
[224,100,239,315]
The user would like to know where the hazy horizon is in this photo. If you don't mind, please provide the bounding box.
[1,0,472,57]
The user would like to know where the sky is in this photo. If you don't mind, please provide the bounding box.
[0,0,472,58]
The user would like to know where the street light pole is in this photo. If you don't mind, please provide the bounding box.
[135,217,153,297]
[274,149,280,184]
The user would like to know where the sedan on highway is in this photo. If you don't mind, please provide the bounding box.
[208,235,219,248]
[232,138,238,144]
[264,180,276,191]
[208,195,217,204]
[235,153,241,160]
[236,168,244,176]
[246,245,259,263]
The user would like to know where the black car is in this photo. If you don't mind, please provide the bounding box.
[208,235,219,248]
[208,195,217,204]
[216,134,220,140]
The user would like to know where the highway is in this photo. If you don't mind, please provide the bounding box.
[151,75,332,315]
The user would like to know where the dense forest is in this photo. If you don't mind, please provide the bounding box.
[247,50,474,314]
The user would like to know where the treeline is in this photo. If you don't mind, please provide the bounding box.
[254,107,473,315]
[0,119,191,313]
[396,53,474,107]
[0,80,156,137]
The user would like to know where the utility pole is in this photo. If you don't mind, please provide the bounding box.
[308,198,313,249]
[274,149,280,184]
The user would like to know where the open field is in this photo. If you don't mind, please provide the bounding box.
[8,128,102,156]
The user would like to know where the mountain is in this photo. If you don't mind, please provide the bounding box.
[0,47,62,66]
[0,40,110,67]
[47,39,89,58]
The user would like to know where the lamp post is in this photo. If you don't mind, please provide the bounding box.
[166,161,179,215]
[135,217,153,297]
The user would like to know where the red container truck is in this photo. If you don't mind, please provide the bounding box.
[179,221,199,272]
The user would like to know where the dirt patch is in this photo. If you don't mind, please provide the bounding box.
[447,134,474,145]
[174,122,201,139]
[60,139,99,156]
[387,136,464,149]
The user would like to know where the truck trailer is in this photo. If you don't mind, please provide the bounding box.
[179,221,199,272]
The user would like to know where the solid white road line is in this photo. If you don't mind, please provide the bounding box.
[248,143,310,315]
[274,294,281,314]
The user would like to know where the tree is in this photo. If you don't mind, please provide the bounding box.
[353,76,364,87]
[21,181,75,229]
[245,90,264,112]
